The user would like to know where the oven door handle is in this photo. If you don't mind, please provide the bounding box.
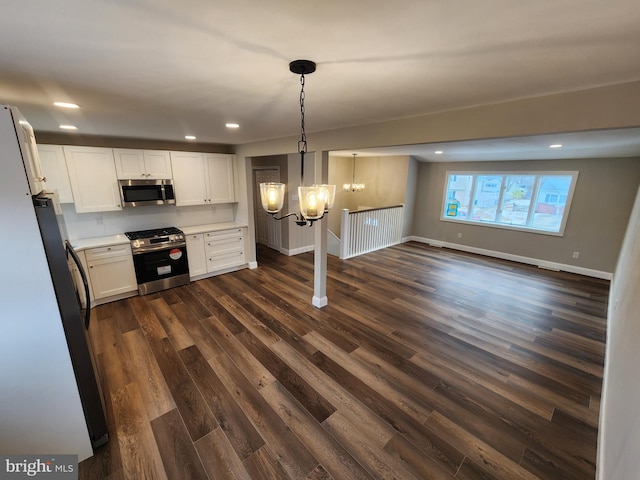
[132,242,186,255]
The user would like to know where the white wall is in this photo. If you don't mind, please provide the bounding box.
[328,154,411,237]
[236,80,640,266]
[411,157,640,275]
[62,203,235,240]
[0,108,92,460]
[597,184,640,479]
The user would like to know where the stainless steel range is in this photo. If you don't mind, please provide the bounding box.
[124,227,190,295]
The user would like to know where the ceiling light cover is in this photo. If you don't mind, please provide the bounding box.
[59,124,77,130]
[185,135,196,140]
[225,123,240,129]
[54,102,79,109]
[549,144,563,148]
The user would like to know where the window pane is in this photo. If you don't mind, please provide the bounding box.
[531,175,573,232]
[441,171,576,236]
[498,175,535,226]
[470,175,502,222]
[443,174,473,218]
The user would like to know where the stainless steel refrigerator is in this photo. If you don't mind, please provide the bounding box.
[33,192,109,449]
[3,103,108,450]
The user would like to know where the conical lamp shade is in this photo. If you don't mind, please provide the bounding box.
[259,182,285,213]
[298,186,326,220]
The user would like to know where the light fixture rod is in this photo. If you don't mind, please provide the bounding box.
[299,73,307,185]
[290,60,316,187]
[352,153,357,185]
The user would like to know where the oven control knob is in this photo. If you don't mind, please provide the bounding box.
[133,239,141,249]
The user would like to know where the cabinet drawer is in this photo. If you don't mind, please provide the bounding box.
[204,228,243,241]
[207,250,245,272]
[205,236,243,255]
[85,244,132,261]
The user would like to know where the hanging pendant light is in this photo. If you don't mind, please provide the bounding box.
[258,60,336,226]
[343,153,365,192]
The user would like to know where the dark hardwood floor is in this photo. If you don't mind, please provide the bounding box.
[79,242,608,479]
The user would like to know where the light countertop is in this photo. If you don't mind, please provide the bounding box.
[70,223,247,251]
[70,234,131,251]
[180,222,246,235]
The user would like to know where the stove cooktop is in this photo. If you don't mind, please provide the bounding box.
[124,227,183,241]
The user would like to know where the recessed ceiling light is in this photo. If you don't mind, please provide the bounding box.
[54,102,80,109]
[434,150,444,154]
[225,123,240,129]
[185,135,196,140]
[549,144,563,148]
[59,124,77,130]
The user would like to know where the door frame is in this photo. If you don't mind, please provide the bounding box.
[253,166,282,252]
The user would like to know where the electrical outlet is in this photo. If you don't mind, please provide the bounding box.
[457,232,463,239]
[572,251,580,259]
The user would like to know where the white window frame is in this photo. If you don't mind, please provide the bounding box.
[440,170,579,236]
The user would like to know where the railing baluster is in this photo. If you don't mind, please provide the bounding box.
[341,204,403,259]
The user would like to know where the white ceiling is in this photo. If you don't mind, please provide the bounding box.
[1,0,640,159]
[333,128,640,162]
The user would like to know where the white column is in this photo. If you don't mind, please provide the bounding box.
[312,150,329,308]
[340,208,350,259]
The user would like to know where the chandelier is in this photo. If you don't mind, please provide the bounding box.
[259,60,335,226]
[343,153,365,192]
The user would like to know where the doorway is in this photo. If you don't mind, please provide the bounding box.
[254,168,282,252]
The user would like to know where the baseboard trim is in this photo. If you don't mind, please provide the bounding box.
[282,245,314,256]
[312,295,328,308]
[406,236,613,280]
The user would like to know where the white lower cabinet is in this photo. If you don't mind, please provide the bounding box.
[205,228,245,273]
[185,233,207,278]
[84,244,137,300]
[186,227,246,279]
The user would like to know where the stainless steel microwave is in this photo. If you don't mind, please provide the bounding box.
[118,179,176,207]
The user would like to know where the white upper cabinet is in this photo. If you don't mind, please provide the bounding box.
[64,146,122,213]
[205,153,236,203]
[171,151,209,206]
[171,151,235,206]
[143,150,173,179]
[12,113,46,195]
[113,149,172,179]
[38,144,74,203]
